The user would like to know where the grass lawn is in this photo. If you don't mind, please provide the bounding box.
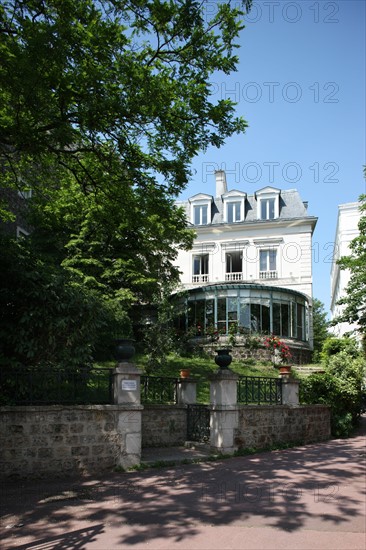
[134,353,278,379]
[96,353,281,404]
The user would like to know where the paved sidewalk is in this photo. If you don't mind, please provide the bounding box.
[1,418,365,550]
[141,441,213,465]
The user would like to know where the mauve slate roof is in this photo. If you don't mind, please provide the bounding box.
[176,188,311,226]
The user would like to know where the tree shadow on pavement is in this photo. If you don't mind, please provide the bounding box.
[1,427,365,548]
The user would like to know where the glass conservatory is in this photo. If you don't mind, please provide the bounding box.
[177,283,310,343]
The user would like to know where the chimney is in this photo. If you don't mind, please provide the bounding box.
[303,201,308,210]
[215,170,228,197]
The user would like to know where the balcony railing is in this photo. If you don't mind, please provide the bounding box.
[226,272,243,282]
[259,270,278,279]
[192,274,209,283]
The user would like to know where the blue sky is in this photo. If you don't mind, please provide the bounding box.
[178,0,365,315]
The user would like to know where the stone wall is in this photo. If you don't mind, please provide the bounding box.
[142,405,187,447]
[234,405,330,450]
[0,404,142,478]
[202,342,312,365]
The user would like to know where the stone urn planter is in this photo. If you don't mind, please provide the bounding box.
[115,339,135,361]
[215,349,232,369]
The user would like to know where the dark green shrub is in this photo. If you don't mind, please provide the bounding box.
[300,352,365,437]
[320,336,359,363]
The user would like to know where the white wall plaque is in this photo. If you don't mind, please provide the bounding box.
[122,380,137,391]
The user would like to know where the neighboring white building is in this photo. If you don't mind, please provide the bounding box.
[330,202,361,337]
[174,170,318,355]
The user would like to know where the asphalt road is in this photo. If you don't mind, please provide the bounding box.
[1,418,365,550]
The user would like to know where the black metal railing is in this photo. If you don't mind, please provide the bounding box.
[140,376,179,404]
[187,404,210,442]
[237,376,282,405]
[0,366,113,405]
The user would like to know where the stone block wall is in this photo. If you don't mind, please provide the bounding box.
[142,405,187,447]
[0,404,142,478]
[202,342,312,365]
[234,405,330,450]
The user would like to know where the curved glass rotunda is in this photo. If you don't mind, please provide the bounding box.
[178,283,310,344]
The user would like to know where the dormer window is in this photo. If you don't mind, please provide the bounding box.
[261,198,275,220]
[194,204,208,225]
[189,193,213,225]
[222,190,246,223]
[227,201,241,222]
[255,186,281,220]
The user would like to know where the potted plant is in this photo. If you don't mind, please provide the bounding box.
[278,365,292,375]
[263,335,292,368]
[179,368,191,378]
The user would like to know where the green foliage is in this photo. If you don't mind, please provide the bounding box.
[311,298,330,362]
[243,334,262,350]
[228,322,238,346]
[1,0,249,211]
[139,287,189,373]
[320,336,360,363]
[0,1,253,370]
[0,233,131,368]
[300,350,365,437]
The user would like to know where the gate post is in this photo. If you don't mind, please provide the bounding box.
[177,379,197,404]
[112,353,143,470]
[281,376,300,406]
[209,369,239,454]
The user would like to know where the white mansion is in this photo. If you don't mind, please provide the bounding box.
[174,170,318,356]
[330,202,361,337]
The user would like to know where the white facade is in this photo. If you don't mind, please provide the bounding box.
[176,171,316,299]
[174,171,317,349]
[330,202,361,337]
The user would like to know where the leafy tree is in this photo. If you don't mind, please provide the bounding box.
[0,233,131,368]
[311,298,329,362]
[27,171,193,302]
[0,1,253,365]
[1,0,250,210]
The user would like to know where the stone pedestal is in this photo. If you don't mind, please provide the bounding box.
[113,362,143,469]
[210,368,238,406]
[281,377,300,406]
[177,379,197,404]
[209,369,239,454]
[116,405,144,470]
[113,362,143,405]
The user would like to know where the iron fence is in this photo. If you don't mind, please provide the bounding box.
[187,404,210,442]
[0,366,113,405]
[140,375,179,404]
[237,376,282,405]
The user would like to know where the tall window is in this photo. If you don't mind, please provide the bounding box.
[260,198,275,220]
[259,249,277,278]
[227,201,241,223]
[226,252,242,281]
[192,254,209,283]
[273,302,290,337]
[193,204,208,225]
